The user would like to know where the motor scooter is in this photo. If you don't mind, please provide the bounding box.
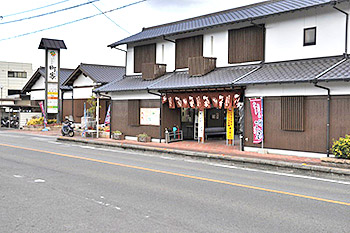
[61,118,74,137]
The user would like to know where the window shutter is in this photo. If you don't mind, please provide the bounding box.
[128,100,140,126]
[281,96,304,131]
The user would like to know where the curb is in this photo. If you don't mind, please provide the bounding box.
[57,137,350,177]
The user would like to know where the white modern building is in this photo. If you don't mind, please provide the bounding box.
[0,61,33,99]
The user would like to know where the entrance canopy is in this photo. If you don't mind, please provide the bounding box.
[162,91,241,110]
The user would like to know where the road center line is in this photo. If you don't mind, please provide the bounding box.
[1,142,349,206]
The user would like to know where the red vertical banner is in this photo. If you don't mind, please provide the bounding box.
[168,96,175,109]
[249,98,263,144]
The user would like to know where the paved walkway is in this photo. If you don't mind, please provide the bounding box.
[15,129,322,165]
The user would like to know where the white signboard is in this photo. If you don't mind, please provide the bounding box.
[198,110,205,139]
[47,50,58,83]
[140,108,160,126]
[47,83,58,113]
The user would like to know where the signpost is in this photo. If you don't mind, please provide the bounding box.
[226,109,234,146]
[38,38,67,123]
[198,110,205,143]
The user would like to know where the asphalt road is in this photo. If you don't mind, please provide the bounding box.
[1,130,350,232]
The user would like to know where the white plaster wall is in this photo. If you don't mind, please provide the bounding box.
[203,31,229,67]
[156,41,175,72]
[31,76,45,89]
[63,91,72,100]
[111,90,160,100]
[245,82,350,97]
[126,46,135,75]
[72,73,94,99]
[73,87,94,99]
[73,73,95,87]
[30,90,45,100]
[265,5,349,62]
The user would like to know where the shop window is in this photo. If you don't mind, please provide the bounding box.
[8,71,27,78]
[281,96,304,131]
[304,27,316,46]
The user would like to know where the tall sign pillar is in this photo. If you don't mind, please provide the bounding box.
[38,38,67,123]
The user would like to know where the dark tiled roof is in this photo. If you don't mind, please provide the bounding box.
[318,59,350,81]
[149,65,259,90]
[234,56,344,85]
[95,74,170,92]
[109,0,340,47]
[38,38,67,50]
[63,63,125,86]
[22,67,74,92]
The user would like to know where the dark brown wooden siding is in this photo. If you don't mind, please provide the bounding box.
[134,44,156,73]
[281,96,304,131]
[244,96,350,154]
[128,100,140,126]
[175,35,203,69]
[228,26,265,64]
[111,100,181,139]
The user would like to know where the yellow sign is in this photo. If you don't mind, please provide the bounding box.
[226,109,234,140]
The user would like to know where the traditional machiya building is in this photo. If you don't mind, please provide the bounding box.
[62,63,125,123]
[98,0,350,156]
[22,67,74,119]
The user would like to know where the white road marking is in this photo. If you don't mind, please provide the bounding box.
[34,179,46,183]
[73,143,350,185]
[13,175,23,178]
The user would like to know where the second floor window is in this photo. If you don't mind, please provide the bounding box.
[228,26,265,64]
[8,71,27,78]
[304,27,316,46]
[175,35,203,69]
[134,44,156,73]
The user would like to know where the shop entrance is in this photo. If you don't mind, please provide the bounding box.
[181,108,196,140]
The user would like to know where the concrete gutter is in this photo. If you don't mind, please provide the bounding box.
[57,137,350,177]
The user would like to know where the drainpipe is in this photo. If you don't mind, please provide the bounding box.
[313,82,331,157]
[333,4,349,55]
[312,57,347,157]
[147,89,162,143]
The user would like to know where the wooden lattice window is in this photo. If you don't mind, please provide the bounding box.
[281,96,304,131]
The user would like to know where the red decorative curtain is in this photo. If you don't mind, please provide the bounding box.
[162,92,241,110]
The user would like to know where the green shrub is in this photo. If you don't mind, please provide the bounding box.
[332,135,350,159]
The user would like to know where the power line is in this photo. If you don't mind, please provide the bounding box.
[0,0,100,25]
[0,0,73,19]
[90,1,131,34]
[0,0,146,42]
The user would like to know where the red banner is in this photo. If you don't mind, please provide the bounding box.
[168,96,175,109]
[250,98,264,144]
[174,96,183,108]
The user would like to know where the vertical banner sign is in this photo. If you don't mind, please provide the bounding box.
[104,104,111,125]
[47,49,59,114]
[39,101,48,127]
[226,109,234,142]
[198,110,205,142]
[249,98,264,144]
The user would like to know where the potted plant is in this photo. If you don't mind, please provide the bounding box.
[137,132,151,142]
[112,130,124,140]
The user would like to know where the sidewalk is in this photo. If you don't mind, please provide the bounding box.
[14,129,350,176]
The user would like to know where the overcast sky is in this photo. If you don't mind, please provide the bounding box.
[0,0,266,70]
